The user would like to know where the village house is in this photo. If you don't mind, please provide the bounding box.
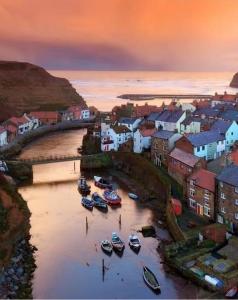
[168,147,206,189]
[29,111,60,125]
[118,117,142,131]
[131,103,161,118]
[63,105,90,120]
[175,131,226,160]
[6,114,38,135]
[145,112,161,127]
[3,122,18,143]
[155,109,186,132]
[187,168,216,220]
[151,130,181,166]
[180,116,201,134]
[0,126,7,146]
[211,92,238,107]
[216,165,238,233]
[211,120,238,151]
[101,125,132,152]
[176,102,197,112]
[133,127,156,153]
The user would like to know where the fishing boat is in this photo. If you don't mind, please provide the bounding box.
[128,234,141,251]
[111,232,124,252]
[128,193,139,200]
[101,240,113,254]
[225,287,238,298]
[94,176,112,189]
[81,197,94,210]
[143,266,160,292]
[103,189,121,205]
[92,192,108,210]
[78,177,91,194]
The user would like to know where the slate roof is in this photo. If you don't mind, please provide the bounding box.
[220,110,238,122]
[153,130,175,140]
[156,110,184,123]
[188,169,216,192]
[147,112,161,122]
[118,117,138,125]
[181,116,201,126]
[187,131,225,147]
[211,120,232,134]
[216,165,238,187]
[169,148,201,167]
[193,107,220,118]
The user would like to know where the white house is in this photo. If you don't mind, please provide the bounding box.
[81,109,90,119]
[133,128,156,153]
[176,102,197,112]
[180,117,201,134]
[155,110,186,133]
[0,126,7,146]
[211,120,238,151]
[101,125,133,152]
[118,117,142,131]
[7,114,38,135]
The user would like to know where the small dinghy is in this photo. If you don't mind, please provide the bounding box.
[94,176,112,189]
[101,240,113,254]
[225,287,238,298]
[81,197,94,210]
[128,193,139,200]
[92,192,108,210]
[103,189,121,205]
[78,177,91,194]
[129,234,141,251]
[143,266,160,292]
[111,232,124,252]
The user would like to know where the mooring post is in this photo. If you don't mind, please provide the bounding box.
[119,214,121,229]
[74,161,76,173]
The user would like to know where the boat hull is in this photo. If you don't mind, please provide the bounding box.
[143,266,160,292]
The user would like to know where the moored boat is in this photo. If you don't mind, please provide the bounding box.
[225,287,238,298]
[101,240,113,254]
[92,192,108,210]
[81,197,94,210]
[94,176,112,189]
[128,193,139,200]
[78,177,91,194]
[103,189,121,205]
[143,266,160,292]
[129,234,141,251]
[111,232,124,252]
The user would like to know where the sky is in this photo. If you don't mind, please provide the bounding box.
[0,0,238,71]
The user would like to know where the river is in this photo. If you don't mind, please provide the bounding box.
[19,129,197,299]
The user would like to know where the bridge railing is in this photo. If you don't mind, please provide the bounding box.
[16,154,82,163]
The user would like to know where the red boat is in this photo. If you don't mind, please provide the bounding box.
[103,189,121,205]
[94,176,112,189]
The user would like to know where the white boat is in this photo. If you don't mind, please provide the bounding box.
[129,234,141,251]
[128,193,139,200]
[101,240,113,254]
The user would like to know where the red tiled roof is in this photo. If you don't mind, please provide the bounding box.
[140,128,156,137]
[8,116,29,126]
[213,92,238,102]
[30,111,59,119]
[230,149,238,165]
[188,168,216,192]
[169,148,200,167]
[132,103,161,117]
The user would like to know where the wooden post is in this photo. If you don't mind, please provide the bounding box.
[119,214,121,225]
[102,258,105,281]
[74,161,76,173]
[86,216,88,233]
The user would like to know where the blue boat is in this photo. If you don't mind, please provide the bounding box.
[92,192,108,210]
[81,197,94,210]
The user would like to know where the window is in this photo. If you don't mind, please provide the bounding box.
[204,206,210,217]
[231,132,234,136]
[190,189,195,197]
[202,145,205,150]
[235,213,238,220]
[235,199,238,206]
[217,215,223,224]
[190,180,195,186]
[221,192,226,200]
[197,146,200,152]
[220,181,223,188]
[235,187,238,194]
[189,198,196,208]
[221,207,226,214]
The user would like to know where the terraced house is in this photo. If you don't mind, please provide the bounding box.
[175,131,226,160]
[216,165,238,233]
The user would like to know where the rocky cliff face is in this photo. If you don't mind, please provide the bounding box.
[230,72,238,88]
[0,61,87,122]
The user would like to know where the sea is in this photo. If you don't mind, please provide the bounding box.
[50,70,238,111]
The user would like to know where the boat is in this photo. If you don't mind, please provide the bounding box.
[143,266,160,292]
[128,234,141,251]
[92,192,108,210]
[111,232,124,252]
[101,240,113,254]
[94,176,112,189]
[81,197,94,210]
[128,193,139,200]
[78,177,91,194]
[103,189,121,205]
[225,287,238,298]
